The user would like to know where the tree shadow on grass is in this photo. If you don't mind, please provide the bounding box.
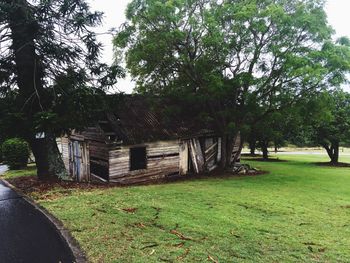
[241,156,288,163]
[314,162,350,168]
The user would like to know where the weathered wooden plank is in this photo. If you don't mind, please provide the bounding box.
[148,159,179,165]
[109,167,130,173]
[109,160,179,174]
[148,156,179,162]
[115,170,179,182]
[109,167,179,181]
[230,133,242,163]
[205,142,218,155]
[208,164,218,172]
[59,137,70,171]
[206,151,217,164]
[217,138,222,162]
[189,139,205,174]
[108,140,182,183]
[109,152,129,158]
[147,148,179,154]
[109,158,130,166]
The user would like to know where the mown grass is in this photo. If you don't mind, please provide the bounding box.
[0,163,36,180]
[3,155,350,262]
[36,154,350,262]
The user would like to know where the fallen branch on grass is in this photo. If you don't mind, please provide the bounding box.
[170,229,194,241]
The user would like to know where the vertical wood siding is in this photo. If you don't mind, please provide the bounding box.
[60,137,70,171]
[179,141,189,175]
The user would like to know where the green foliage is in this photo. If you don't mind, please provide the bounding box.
[0,0,123,139]
[313,91,350,142]
[115,0,350,141]
[2,138,30,170]
[0,0,125,178]
[291,89,350,163]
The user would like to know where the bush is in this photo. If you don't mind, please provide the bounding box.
[2,138,30,169]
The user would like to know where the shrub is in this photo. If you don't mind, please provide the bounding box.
[2,138,30,169]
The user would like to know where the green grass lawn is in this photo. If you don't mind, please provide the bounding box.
[4,154,350,262]
[0,163,37,180]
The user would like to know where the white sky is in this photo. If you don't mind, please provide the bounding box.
[89,0,350,93]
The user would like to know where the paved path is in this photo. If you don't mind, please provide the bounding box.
[0,164,8,175]
[0,181,75,263]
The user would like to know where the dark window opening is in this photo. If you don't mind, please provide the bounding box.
[108,135,116,141]
[130,147,147,171]
[90,159,109,181]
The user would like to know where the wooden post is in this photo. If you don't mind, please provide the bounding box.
[179,141,189,175]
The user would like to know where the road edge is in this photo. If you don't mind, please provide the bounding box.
[0,179,87,263]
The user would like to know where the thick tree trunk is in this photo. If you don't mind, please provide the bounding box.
[29,135,67,180]
[220,133,242,169]
[249,140,256,156]
[7,0,64,180]
[260,141,269,160]
[231,136,244,165]
[323,142,339,164]
[7,0,43,104]
[220,134,234,169]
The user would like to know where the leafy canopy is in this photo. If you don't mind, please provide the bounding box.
[115,0,348,136]
[311,90,350,148]
[0,0,123,137]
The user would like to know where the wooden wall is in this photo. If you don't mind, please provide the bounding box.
[109,140,180,184]
[61,132,242,184]
[81,127,110,181]
[61,127,110,182]
[59,137,70,171]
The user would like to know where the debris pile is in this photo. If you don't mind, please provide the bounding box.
[231,163,259,175]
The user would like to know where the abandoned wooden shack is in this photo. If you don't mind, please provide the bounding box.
[59,96,241,184]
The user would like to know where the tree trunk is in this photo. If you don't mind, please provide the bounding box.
[231,136,244,165]
[332,143,339,164]
[7,0,64,180]
[261,141,269,160]
[324,142,339,164]
[29,134,67,180]
[220,132,243,169]
[7,0,44,106]
[249,140,256,156]
[220,134,235,169]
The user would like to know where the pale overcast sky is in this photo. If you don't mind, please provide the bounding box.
[89,0,350,93]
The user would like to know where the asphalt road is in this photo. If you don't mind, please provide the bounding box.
[0,181,75,263]
[0,165,8,175]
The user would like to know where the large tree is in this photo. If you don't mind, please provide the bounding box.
[248,112,286,160]
[310,90,350,164]
[0,0,122,179]
[115,0,347,169]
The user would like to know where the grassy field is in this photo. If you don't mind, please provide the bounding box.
[3,154,350,262]
[0,163,36,180]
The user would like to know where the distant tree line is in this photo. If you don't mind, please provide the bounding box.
[244,89,350,164]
